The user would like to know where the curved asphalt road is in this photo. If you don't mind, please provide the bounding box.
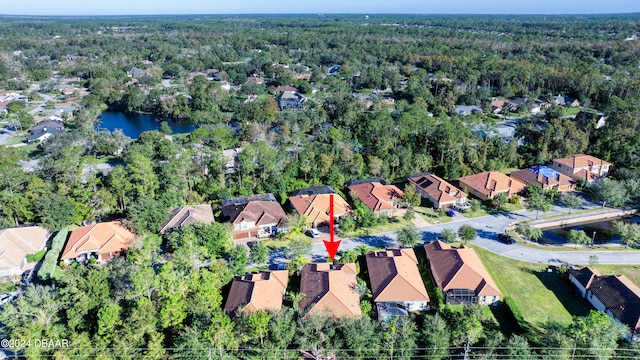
[305,205,640,265]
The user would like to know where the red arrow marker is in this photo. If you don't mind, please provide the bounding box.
[323,194,341,261]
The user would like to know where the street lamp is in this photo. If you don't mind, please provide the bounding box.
[592,231,596,246]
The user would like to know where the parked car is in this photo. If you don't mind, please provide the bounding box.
[306,229,320,238]
[497,233,516,244]
[446,210,456,217]
[268,263,286,270]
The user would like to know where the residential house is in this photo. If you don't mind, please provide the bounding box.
[159,204,215,234]
[278,90,305,110]
[365,249,430,321]
[222,147,244,174]
[299,263,361,318]
[224,270,289,315]
[569,267,640,341]
[246,76,265,85]
[61,221,135,264]
[425,240,502,305]
[490,99,505,114]
[554,94,580,107]
[272,86,298,94]
[289,187,352,228]
[347,179,404,217]
[222,193,288,240]
[26,120,64,144]
[509,166,575,192]
[455,105,483,116]
[0,227,50,277]
[458,171,526,201]
[406,173,468,209]
[550,154,611,184]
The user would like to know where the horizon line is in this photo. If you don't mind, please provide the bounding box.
[1,12,639,17]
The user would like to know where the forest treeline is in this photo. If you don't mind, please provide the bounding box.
[1,14,640,358]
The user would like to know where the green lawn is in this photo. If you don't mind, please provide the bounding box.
[563,107,583,117]
[340,216,415,238]
[261,239,290,250]
[415,206,453,223]
[468,244,592,331]
[6,135,27,145]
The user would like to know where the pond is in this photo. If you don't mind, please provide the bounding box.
[540,216,640,245]
[97,111,196,139]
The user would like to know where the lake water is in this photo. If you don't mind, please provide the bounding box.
[540,216,640,245]
[97,111,196,138]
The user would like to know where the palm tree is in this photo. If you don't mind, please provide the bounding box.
[352,278,371,299]
[287,291,306,312]
[355,245,369,256]
[339,249,358,263]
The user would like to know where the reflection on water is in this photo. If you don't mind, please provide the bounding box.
[97,111,196,138]
[540,216,640,244]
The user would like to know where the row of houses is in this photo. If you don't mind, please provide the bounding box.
[408,154,610,209]
[0,153,612,275]
[224,242,501,321]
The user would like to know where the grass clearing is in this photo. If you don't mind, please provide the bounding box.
[261,239,290,250]
[563,107,582,117]
[592,264,640,285]
[467,244,591,331]
[6,135,27,145]
[415,207,453,223]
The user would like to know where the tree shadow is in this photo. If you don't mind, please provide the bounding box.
[529,267,591,318]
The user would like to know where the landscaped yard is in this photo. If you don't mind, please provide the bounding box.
[6,134,27,145]
[414,206,453,224]
[340,216,416,238]
[468,244,592,331]
[563,107,583,117]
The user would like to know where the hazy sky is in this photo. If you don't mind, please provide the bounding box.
[1,0,638,16]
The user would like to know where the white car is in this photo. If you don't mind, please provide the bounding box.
[306,229,320,238]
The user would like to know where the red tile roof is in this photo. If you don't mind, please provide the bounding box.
[365,249,430,303]
[407,173,467,204]
[299,263,361,318]
[61,221,134,261]
[424,241,501,297]
[224,270,289,314]
[348,181,404,212]
[458,171,525,199]
[289,193,351,227]
[554,154,610,169]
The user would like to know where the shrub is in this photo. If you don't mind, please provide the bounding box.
[26,249,46,262]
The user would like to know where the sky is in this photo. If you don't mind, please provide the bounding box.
[1,0,638,16]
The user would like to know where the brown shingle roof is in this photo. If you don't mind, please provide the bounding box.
[458,171,525,199]
[569,266,601,289]
[509,168,574,189]
[407,173,467,204]
[222,195,287,228]
[289,193,352,227]
[61,221,134,261]
[424,241,501,297]
[0,227,49,274]
[365,248,430,303]
[159,204,215,234]
[554,154,611,169]
[224,270,289,314]
[348,181,404,212]
[578,268,640,334]
[299,263,361,318]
